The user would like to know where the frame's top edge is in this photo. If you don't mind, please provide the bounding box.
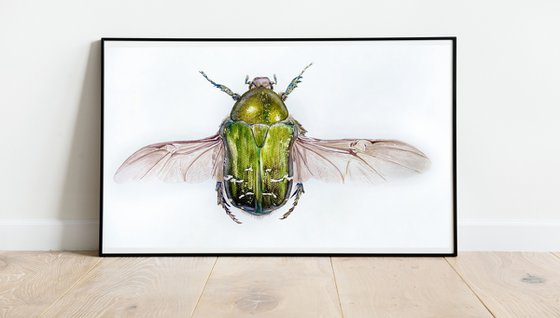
[100,37,457,42]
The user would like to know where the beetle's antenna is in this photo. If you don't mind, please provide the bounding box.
[245,75,251,85]
[280,63,313,101]
[272,74,277,85]
[199,71,240,100]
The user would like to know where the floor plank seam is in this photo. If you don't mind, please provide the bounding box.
[37,255,103,317]
[190,257,218,318]
[444,257,496,318]
[329,257,346,318]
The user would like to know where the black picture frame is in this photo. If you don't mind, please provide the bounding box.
[100,37,457,257]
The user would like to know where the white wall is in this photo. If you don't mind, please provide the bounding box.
[1,0,559,251]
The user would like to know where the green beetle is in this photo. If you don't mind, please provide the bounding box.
[115,64,430,224]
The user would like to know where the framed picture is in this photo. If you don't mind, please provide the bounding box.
[100,37,456,256]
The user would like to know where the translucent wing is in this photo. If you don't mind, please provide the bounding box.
[114,134,224,183]
[291,136,430,183]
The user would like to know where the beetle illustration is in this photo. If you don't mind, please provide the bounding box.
[114,64,430,223]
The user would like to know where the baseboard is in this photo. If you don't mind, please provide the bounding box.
[459,219,560,251]
[0,219,99,251]
[1,219,558,251]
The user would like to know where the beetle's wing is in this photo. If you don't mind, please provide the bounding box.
[114,134,224,183]
[291,136,430,183]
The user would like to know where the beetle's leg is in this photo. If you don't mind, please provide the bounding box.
[200,71,241,100]
[216,181,242,224]
[222,199,242,224]
[280,63,313,101]
[215,181,223,205]
[280,183,305,220]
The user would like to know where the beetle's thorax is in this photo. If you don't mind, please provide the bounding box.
[230,87,288,125]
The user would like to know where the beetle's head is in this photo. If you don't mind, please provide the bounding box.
[200,63,311,102]
[246,75,277,90]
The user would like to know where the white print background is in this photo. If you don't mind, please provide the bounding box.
[103,40,453,253]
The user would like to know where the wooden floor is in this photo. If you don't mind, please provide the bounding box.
[0,252,559,317]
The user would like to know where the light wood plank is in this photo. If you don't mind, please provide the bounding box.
[447,252,560,317]
[0,251,99,317]
[42,257,216,317]
[193,257,342,317]
[332,257,492,318]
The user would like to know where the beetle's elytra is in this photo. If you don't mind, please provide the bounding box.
[115,64,431,224]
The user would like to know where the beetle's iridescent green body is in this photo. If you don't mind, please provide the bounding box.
[221,88,297,215]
